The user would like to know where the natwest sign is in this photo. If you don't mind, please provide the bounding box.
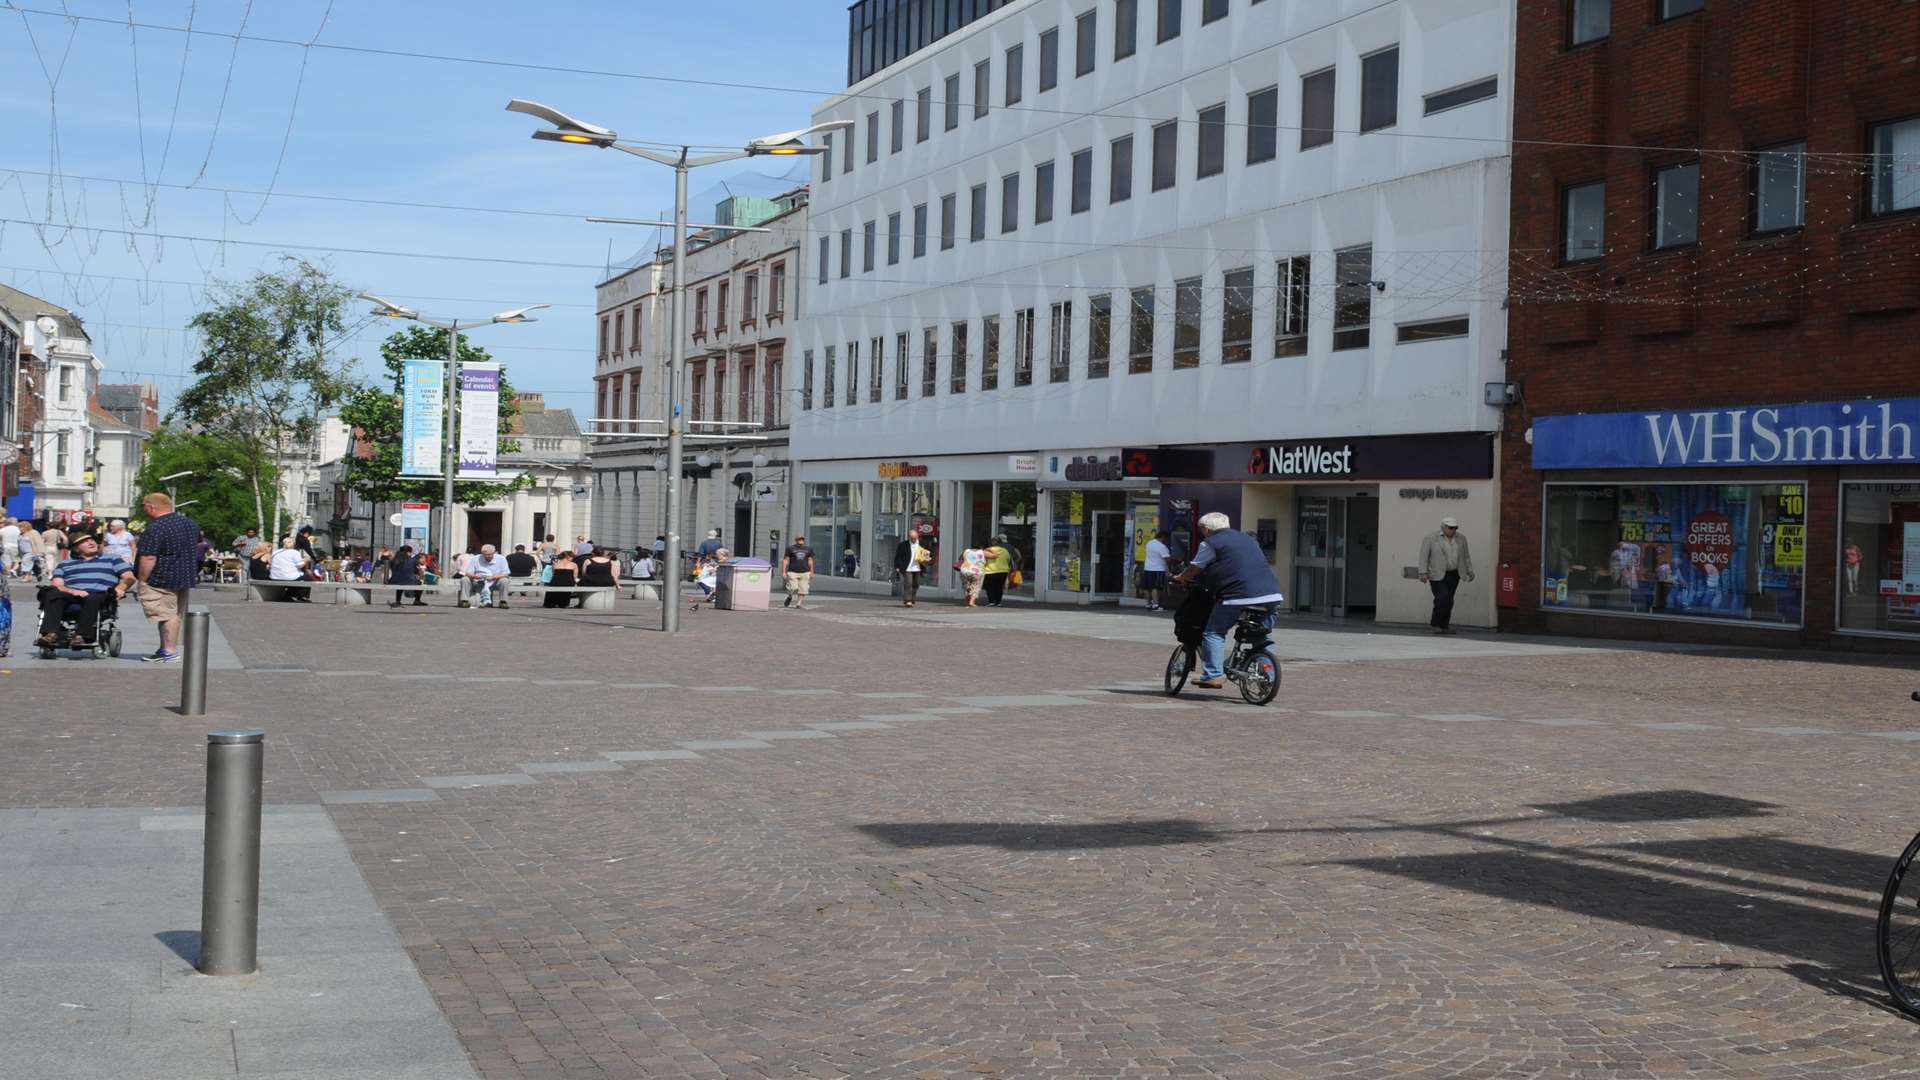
[1533,398,1920,470]
[877,461,929,479]
[1248,443,1353,477]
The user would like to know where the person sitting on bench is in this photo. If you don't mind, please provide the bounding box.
[37,532,132,648]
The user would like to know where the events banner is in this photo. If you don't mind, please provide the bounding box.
[1534,398,1920,470]
[456,363,501,479]
[401,501,431,544]
[399,359,444,476]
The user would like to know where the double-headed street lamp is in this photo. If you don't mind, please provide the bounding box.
[358,294,547,571]
[506,98,849,633]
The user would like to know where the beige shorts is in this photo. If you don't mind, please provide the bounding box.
[138,586,188,623]
[783,571,813,596]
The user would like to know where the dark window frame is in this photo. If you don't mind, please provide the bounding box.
[1656,0,1703,22]
[1276,253,1310,357]
[1172,276,1202,369]
[1128,285,1155,373]
[1035,160,1056,224]
[1568,0,1611,47]
[1246,85,1278,164]
[863,220,877,272]
[1151,120,1178,192]
[974,60,991,118]
[866,111,880,163]
[1868,115,1920,220]
[1110,134,1135,203]
[1222,266,1253,364]
[1201,0,1227,25]
[913,202,929,257]
[1561,180,1606,264]
[1650,160,1700,251]
[970,183,988,242]
[946,74,962,130]
[887,211,902,265]
[1424,76,1497,116]
[941,193,958,249]
[1088,292,1113,378]
[1197,102,1227,178]
[1157,0,1180,43]
[1076,9,1098,76]
[1332,244,1373,352]
[1360,46,1399,133]
[1039,27,1059,92]
[1749,139,1806,235]
[1001,172,1021,234]
[1397,317,1471,343]
[1005,43,1024,106]
[917,87,933,141]
[1115,0,1138,60]
[1070,148,1093,213]
[1301,67,1335,150]
[891,99,905,153]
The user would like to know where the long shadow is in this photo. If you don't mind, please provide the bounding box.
[858,819,1229,850]
[1529,789,1779,823]
[155,929,199,966]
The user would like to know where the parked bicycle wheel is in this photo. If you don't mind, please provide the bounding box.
[1880,829,1920,1019]
[1238,649,1280,706]
[1164,646,1192,696]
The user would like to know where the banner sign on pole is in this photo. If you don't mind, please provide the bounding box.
[399,359,444,477]
[457,363,501,479]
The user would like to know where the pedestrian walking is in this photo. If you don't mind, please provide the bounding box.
[543,550,579,608]
[652,534,667,562]
[133,492,200,662]
[231,526,260,554]
[1143,529,1172,610]
[0,516,18,578]
[893,527,930,607]
[782,536,816,608]
[103,519,137,566]
[981,535,1012,607]
[41,521,67,570]
[1417,515,1475,635]
[696,529,724,561]
[387,545,426,606]
[956,542,986,607]
[20,522,46,582]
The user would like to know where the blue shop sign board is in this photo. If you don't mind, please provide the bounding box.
[1534,398,1920,470]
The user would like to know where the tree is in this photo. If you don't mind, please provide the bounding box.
[133,429,278,548]
[336,325,528,511]
[170,258,359,540]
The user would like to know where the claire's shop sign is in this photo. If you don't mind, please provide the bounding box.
[1533,399,1920,470]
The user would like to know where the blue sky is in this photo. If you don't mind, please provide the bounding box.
[0,0,847,415]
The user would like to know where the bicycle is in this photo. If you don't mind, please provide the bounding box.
[1878,691,1920,1017]
[1164,605,1281,706]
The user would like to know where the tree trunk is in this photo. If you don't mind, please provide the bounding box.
[250,473,266,537]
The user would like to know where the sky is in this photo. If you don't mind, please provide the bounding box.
[0,0,848,416]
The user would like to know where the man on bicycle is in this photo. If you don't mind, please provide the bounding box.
[1171,512,1283,688]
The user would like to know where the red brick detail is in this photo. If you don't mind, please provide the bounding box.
[1539,46,1610,149]
[1628,17,1704,140]
[1722,236,1808,327]
[1837,225,1920,315]
[1727,0,1810,115]
[1842,0,1920,91]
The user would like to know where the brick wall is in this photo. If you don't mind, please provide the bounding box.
[1503,0,1920,644]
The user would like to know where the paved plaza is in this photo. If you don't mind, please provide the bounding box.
[7,589,1920,1078]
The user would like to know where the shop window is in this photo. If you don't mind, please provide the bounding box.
[1301,67,1334,150]
[1751,141,1805,233]
[1570,0,1609,45]
[1276,253,1310,357]
[1870,117,1920,217]
[806,483,864,578]
[894,332,910,400]
[1396,317,1469,342]
[1334,245,1373,350]
[922,326,939,397]
[951,319,969,393]
[1542,482,1805,625]
[1222,268,1253,363]
[1129,285,1155,373]
[1838,483,1920,635]
[1088,292,1113,379]
[1049,299,1072,382]
[982,314,1001,390]
[1050,490,1129,593]
[1115,0,1137,60]
[1360,47,1398,132]
[871,481,940,587]
[1110,135,1134,203]
[1014,307,1036,386]
[1172,277,1202,368]
[1563,181,1605,262]
[1652,161,1699,249]
[1247,86,1277,164]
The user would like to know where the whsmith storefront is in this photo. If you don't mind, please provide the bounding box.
[1517,397,1920,648]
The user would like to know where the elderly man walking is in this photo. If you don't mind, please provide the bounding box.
[1417,516,1475,635]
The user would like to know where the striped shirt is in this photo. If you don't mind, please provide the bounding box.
[54,555,133,594]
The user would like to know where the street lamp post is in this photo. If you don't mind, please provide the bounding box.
[507,99,848,633]
[357,295,546,574]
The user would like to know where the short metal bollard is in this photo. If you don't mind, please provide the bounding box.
[199,729,264,976]
[180,610,210,717]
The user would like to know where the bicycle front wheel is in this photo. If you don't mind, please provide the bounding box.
[1238,649,1281,706]
[1878,829,1920,1019]
[1164,645,1193,696]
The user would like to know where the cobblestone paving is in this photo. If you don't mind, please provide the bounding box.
[8,589,1920,1077]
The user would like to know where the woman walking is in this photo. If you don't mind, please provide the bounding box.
[957,542,987,607]
[981,535,1012,607]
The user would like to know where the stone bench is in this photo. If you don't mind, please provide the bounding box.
[247,581,450,604]
[486,582,619,611]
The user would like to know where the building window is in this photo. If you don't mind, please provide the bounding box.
[913,203,929,257]
[840,229,852,278]
[691,366,707,421]
[842,125,853,174]
[613,311,624,353]
[739,356,754,422]
[1425,76,1497,116]
[1543,482,1803,625]
[845,341,858,407]
[1076,9,1097,76]
[694,289,709,334]
[1157,0,1180,43]
[1301,67,1335,149]
[1652,161,1699,249]
[715,281,729,332]
[1752,140,1806,233]
[1001,173,1020,233]
[1570,0,1610,45]
[1197,103,1226,178]
[1247,86,1277,164]
[894,332,909,400]
[1563,181,1605,262]
[1129,286,1154,373]
[598,317,609,359]
[713,362,727,422]
[824,346,836,408]
[630,377,642,424]
[970,184,988,241]
[982,314,1001,390]
[918,87,932,141]
[767,351,783,426]
[869,336,883,403]
[1110,135,1134,202]
[1838,483,1920,634]
[974,61,990,118]
[1005,44,1024,105]
[1334,245,1373,351]
[1115,0,1138,59]
[922,326,939,396]
[945,74,961,130]
[597,379,608,420]
[1222,268,1253,363]
[1870,117,1920,217]
[891,99,904,153]
[820,134,833,183]
[1203,0,1226,22]
[1361,47,1399,132]
[770,262,785,315]
[1151,120,1177,191]
[866,111,879,162]
[1277,253,1310,357]
[1048,300,1072,382]
[632,305,643,349]
[863,221,877,271]
[887,212,902,264]
[1397,317,1470,342]
[941,193,957,249]
[951,319,969,393]
[1039,28,1059,92]
[1014,307,1036,386]
[805,483,863,579]
[1088,292,1112,378]
[1658,0,1703,20]
[1071,148,1093,213]
[1172,277,1201,368]
[1035,160,1055,224]
[742,273,759,326]
[803,349,815,410]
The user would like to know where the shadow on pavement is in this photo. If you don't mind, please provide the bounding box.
[858,819,1229,850]
[1529,789,1779,823]
[155,929,199,966]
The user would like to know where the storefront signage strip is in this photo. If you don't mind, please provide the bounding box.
[1534,399,1920,470]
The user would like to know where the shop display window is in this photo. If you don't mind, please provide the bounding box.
[871,481,941,587]
[806,483,864,578]
[1542,482,1804,625]
[1840,483,1920,635]
[1049,490,1129,594]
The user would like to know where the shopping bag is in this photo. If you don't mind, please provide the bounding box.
[1010,569,1024,587]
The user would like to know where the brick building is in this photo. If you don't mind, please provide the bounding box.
[1500,0,1920,648]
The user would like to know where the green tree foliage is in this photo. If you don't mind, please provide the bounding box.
[133,429,278,550]
[335,325,528,507]
[170,259,359,537]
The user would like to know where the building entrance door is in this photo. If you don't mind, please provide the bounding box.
[466,510,503,554]
[1092,510,1127,594]
[1291,493,1380,619]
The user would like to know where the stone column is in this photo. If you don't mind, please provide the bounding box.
[511,488,532,551]
[557,485,574,545]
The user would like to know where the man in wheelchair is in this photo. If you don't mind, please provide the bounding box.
[36,531,133,651]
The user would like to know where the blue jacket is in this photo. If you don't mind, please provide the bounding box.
[1195,529,1282,604]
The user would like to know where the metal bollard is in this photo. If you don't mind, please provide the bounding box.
[180,610,210,717]
[199,730,264,976]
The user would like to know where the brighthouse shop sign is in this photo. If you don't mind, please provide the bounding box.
[1532,399,1920,470]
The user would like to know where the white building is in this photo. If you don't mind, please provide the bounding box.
[0,284,102,520]
[792,0,1512,625]
[589,190,806,564]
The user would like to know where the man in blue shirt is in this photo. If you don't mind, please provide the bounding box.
[1171,512,1284,688]
[134,491,202,663]
[36,531,133,648]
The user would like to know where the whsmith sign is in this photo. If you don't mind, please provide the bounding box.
[1533,399,1919,470]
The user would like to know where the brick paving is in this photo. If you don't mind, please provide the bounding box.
[8,589,1920,1076]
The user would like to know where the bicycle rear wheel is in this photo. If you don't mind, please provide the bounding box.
[1164,646,1192,696]
[1238,649,1281,706]
[1877,829,1920,1019]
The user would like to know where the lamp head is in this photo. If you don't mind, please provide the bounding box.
[357,292,419,320]
[747,119,854,156]
[509,99,618,147]
[491,304,551,325]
